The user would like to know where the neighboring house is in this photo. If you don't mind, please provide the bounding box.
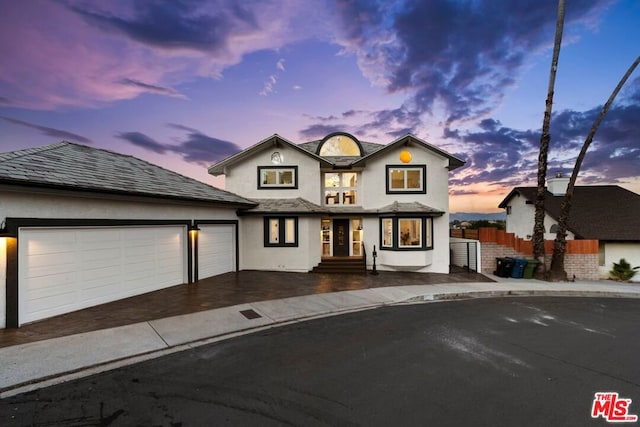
[209,132,465,274]
[0,142,256,328]
[499,174,640,280]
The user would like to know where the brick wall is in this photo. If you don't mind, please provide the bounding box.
[477,228,599,280]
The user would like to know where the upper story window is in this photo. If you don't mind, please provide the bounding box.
[386,165,426,194]
[323,172,358,205]
[258,166,298,189]
[317,133,363,157]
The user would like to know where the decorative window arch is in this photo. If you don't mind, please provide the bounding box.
[550,224,559,233]
[317,132,363,157]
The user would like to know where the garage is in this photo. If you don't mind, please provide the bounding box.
[197,224,236,279]
[18,226,186,325]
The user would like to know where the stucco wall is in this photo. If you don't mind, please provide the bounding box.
[360,147,451,273]
[359,146,450,211]
[239,216,321,272]
[504,195,575,240]
[1,189,240,329]
[224,145,321,203]
[0,190,240,222]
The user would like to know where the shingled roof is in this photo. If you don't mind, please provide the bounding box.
[500,186,640,241]
[0,142,256,207]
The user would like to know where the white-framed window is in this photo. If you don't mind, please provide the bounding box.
[380,217,433,250]
[382,218,393,248]
[264,217,298,247]
[323,172,359,205]
[258,166,298,189]
[386,165,426,194]
[399,218,422,248]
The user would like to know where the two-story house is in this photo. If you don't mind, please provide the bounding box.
[209,132,465,274]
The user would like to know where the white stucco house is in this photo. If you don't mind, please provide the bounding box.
[499,174,640,281]
[209,132,465,274]
[1,133,464,328]
[0,142,256,328]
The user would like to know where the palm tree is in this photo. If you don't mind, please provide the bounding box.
[548,56,640,281]
[532,0,565,279]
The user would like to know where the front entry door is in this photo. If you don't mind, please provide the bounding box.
[333,219,349,256]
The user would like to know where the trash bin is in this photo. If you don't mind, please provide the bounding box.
[511,258,527,278]
[523,259,539,279]
[495,257,515,278]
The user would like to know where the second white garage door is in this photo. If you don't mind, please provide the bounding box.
[198,224,235,279]
[18,226,186,325]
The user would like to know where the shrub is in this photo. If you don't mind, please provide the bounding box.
[609,258,639,281]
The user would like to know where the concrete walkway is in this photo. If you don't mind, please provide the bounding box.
[1,275,639,398]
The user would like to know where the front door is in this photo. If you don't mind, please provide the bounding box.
[333,219,349,256]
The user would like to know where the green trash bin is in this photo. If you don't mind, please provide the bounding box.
[523,259,538,279]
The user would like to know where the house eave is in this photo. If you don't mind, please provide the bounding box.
[0,181,257,209]
[208,134,333,176]
[352,134,465,171]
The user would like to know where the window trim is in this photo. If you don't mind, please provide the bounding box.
[385,164,426,194]
[257,166,298,189]
[322,171,359,206]
[264,216,298,247]
[379,216,433,251]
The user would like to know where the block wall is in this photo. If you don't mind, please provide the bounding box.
[478,228,599,280]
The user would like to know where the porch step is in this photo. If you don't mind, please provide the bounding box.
[312,257,367,274]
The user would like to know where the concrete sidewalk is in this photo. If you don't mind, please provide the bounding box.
[1,276,639,398]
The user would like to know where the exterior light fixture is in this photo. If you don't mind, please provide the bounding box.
[399,150,412,163]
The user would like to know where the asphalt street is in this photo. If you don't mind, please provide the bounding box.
[1,297,639,426]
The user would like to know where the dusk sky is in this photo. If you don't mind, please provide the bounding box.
[1,0,639,213]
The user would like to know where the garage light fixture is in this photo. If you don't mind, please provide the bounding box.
[0,220,14,237]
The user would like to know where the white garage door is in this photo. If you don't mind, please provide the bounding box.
[198,224,235,279]
[18,226,186,325]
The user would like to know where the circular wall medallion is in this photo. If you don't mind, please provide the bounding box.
[271,151,282,164]
[399,150,412,163]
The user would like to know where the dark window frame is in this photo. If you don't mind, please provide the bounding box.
[264,216,299,247]
[257,166,299,189]
[379,216,434,251]
[385,164,427,194]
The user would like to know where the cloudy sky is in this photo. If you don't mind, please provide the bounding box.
[1,0,638,212]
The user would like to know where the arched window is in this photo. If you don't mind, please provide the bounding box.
[550,224,559,233]
[317,133,362,156]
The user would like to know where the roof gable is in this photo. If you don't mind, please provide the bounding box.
[352,134,465,170]
[211,132,463,173]
[208,134,331,175]
[0,141,256,206]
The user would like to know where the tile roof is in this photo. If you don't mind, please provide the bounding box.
[0,142,256,206]
[502,186,640,241]
[375,201,445,215]
[240,199,444,216]
[242,198,326,214]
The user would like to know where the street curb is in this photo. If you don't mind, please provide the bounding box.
[2,288,640,398]
[426,290,640,301]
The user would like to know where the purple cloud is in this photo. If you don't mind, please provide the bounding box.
[1,116,92,143]
[331,0,614,131]
[67,1,258,53]
[118,124,242,166]
[118,78,187,99]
